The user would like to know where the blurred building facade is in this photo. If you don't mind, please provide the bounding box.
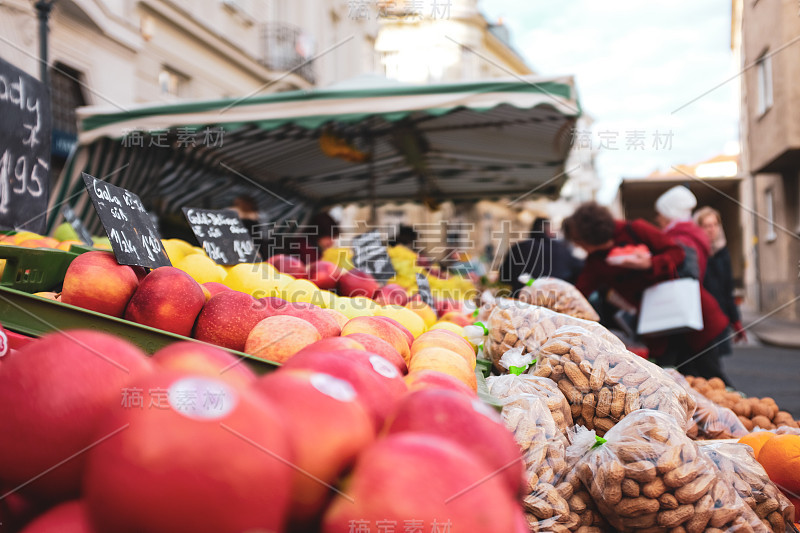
[739,0,800,319]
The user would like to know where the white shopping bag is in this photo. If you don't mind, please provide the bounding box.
[637,278,704,336]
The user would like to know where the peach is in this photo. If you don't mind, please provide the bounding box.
[321,433,520,533]
[408,347,477,391]
[308,260,341,290]
[281,349,407,431]
[338,269,378,298]
[341,316,411,364]
[0,331,153,500]
[440,311,472,327]
[84,372,293,533]
[411,329,476,369]
[406,299,438,328]
[193,291,271,352]
[151,342,255,388]
[244,315,320,363]
[61,251,139,318]
[267,254,307,278]
[124,267,206,337]
[372,315,414,346]
[343,333,407,374]
[404,369,477,397]
[19,500,93,533]
[385,389,524,496]
[252,370,374,526]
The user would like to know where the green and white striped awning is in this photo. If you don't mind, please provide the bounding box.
[49,75,581,233]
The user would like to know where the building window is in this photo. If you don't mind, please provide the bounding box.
[765,188,777,242]
[756,52,773,116]
[159,66,190,98]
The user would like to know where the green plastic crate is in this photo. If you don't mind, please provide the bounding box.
[0,245,79,293]
[0,286,278,373]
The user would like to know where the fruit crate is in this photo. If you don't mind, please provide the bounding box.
[0,245,79,293]
[0,286,278,372]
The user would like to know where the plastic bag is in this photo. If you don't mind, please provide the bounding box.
[570,410,769,533]
[699,442,795,533]
[485,299,624,372]
[487,374,606,532]
[532,326,696,436]
[665,369,748,440]
[517,277,600,322]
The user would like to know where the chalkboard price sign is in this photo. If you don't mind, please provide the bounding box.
[351,230,396,283]
[81,173,171,268]
[0,56,51,234]
[182,207,259,265]
[415,272,434,308]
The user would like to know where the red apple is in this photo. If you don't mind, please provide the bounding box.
[19,500,93,533]
[433,298,461,317]
[124,267,206,337]
[338,269,378,298]
[193,291,271,352]
[321,433,520,533]
[322,308,349,329]
[341,316,411,364]
[0,331,153,500]
[404,369,477,397]
[342,333,407,374]
[374,283,408,306]
[252,370,374,527]
[201,282,231,297]
[61,251,139,318]
[267,254,307,279]
[308,261,341,290]
[280,348,407,431]
[0,488,44,532]
[440,311,473,327]
[84,372,293,533]
[244,315,321,363]
[270,303,341,338]
[293,337,366,357]
[385,389,524,497]
[151,342,255,388]
[372,315,414,347]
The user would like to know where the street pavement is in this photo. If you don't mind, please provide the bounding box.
[722,342,800,419]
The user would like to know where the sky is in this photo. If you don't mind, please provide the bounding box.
[479,0,740,203]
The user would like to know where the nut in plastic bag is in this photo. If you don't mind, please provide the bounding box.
[532,326,696,436]
[571,410,769,533]
[488,374,605,532]
[486,299,624,373]
[700,442,795,533]
[517,277,600,322]
[665,369,748,440]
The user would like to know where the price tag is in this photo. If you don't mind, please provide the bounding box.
[351,230,396,283]
[81,173,171,268]
[0,57,51,234]
[416,272,434,307]
[60,205,93,246]
[182,207,259,265]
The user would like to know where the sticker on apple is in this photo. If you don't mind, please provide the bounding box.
[310,373,357,403]
[369,354,399,379]
[168,377,237,420]
[0,329,7,358]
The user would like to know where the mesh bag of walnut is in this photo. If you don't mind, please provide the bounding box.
[531,326,696,436]
[665,369,748,440]
[699,442,795,533]
[517,277,600,322]
[487,374,607,532]
[569,410,769,533]
[486,299,625,373]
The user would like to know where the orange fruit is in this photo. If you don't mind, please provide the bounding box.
[738,431,776,459]
[757,434,800,494]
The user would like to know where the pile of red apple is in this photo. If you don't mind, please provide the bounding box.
[0,328,528,533]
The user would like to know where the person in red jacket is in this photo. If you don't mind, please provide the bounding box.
[563,201,731,382]
[654,186,731,383]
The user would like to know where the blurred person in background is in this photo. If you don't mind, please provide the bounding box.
[654,186,732,383]
[499,217,583,296]
[694,206,747,354]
